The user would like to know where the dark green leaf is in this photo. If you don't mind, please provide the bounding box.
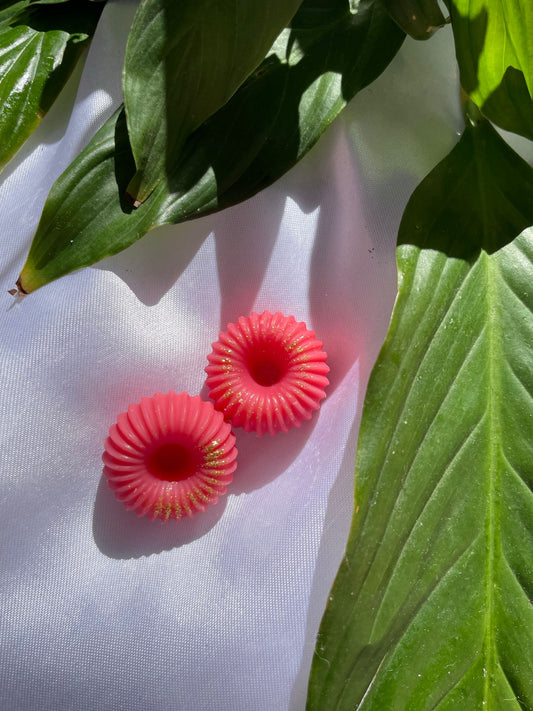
[18,0,404,293]
[0,1,72,29]
[448,0,533,140]
[385,0,446,40]
[0,1,104,173]
[122,0,303,205]
[306,117,533,709]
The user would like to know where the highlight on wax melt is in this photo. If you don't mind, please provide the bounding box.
[205,311,330,436]
[102,392,237,522]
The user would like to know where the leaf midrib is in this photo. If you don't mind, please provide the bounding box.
[482,250,501,708]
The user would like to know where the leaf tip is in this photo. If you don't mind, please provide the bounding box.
[16,277,28,295]
[124,187,144,209]
[128,195,142,209]
[8,277,28,302]
[14,270,34,296]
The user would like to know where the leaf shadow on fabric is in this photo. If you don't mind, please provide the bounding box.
[95,217,214,307]
[213,195,286,336]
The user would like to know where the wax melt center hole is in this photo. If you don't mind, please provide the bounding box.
[147,443,196,481]
[248,345,289,387]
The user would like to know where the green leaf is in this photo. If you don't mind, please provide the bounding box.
[0,1,104,173]
[384,0,446,40]
[122,0,304,205]
[0,1,69,29]
[18,0,404,294]
[307,118,533,709]
[448,0,533,140]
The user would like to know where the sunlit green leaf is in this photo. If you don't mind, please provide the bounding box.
[0,1,104,173]
[307,115,533,710]
[18,0,404,293]
[122,0,303,205]
[448,0,533,139]
[385,0,446,39]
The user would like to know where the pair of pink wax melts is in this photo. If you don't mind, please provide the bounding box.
[103,311,330,522]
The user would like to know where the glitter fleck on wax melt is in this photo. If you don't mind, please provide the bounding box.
[102,392,237,522]
[205,311,330,436]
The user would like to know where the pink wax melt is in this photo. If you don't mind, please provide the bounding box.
[103,392,237,521]
[205,311,330,436]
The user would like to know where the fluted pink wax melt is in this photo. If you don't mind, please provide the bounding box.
[103,392,237,522]
[205,311,330,435]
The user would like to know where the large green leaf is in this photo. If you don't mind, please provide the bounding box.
[306,114,533,709]
[448,0,533,140]
[122,0,303,205]
[0,1,104,173]
[17,0,404,294]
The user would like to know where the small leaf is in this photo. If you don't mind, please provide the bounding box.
[0,1,104,173]
[481,66,533,141]
[385,0,446,40]
[122,0,303,205]
[18,0,404,293]
[448,0,533,140]
[307,119,533,709]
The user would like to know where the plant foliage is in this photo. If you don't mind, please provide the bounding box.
[1,0,532,708]
[0,0,104,173]
[306,108,533,710]
[122,0,304,205]
[448,0,533,139]
[17,0,404,293]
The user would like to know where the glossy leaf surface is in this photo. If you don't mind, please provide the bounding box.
[307,116,533,709]
[0,1,104,172]
[448,0,533,139]
[18,0,404,293]
[122,0,303,204]
[385,0,446,39]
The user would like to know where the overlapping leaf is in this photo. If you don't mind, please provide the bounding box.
[448,0,533,139]
[0,1,68,28]
[122,0,303,205]
[0,1,104,173]
[17,0,404,294]
[307,114,533,709]
[385,0,446,39]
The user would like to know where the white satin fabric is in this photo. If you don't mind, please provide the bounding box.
[0,4,468,710]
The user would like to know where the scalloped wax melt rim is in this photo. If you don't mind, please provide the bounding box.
[205,311,330,435]
[102,392,237,522]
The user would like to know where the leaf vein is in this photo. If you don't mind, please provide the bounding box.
[340,538,480,711]
[356,265,481,587]
[367,417,485,642]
